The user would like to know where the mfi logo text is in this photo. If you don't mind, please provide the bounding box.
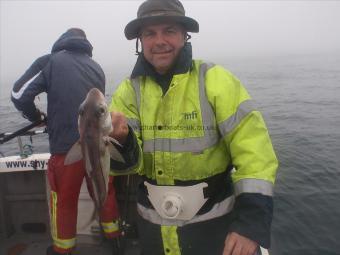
[183,111,198,120]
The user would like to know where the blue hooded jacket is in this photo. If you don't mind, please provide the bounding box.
[11,28,105,154]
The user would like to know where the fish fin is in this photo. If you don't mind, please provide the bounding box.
[106,139,125,163]
[64,141,83,165]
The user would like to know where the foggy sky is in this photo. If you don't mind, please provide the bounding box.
[1,0,340,95]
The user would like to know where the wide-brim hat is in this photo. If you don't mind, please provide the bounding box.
[124,0,199,40]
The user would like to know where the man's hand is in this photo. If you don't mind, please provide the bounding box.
[110,111,129,145]
[37,110,47,127]
[223,232,259,255]
[23,108,47,126]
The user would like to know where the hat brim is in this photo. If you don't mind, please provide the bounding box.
[124,15,199,40]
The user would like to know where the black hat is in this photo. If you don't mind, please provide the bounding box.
[124,0,199,40]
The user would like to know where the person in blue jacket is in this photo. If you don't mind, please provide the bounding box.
[11,28,120,255]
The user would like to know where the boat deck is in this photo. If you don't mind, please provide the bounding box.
[0,233,140,255]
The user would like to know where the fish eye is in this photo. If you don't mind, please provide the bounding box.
[97,106,106,116]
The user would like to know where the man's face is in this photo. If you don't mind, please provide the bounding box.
[140,22,186,74]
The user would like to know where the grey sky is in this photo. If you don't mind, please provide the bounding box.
[1,0,340,96]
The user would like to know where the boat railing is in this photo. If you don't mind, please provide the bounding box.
[0,128,47,159]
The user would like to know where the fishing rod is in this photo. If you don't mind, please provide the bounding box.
[0,118,47,145]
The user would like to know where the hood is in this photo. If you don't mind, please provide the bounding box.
[51,28,93,57]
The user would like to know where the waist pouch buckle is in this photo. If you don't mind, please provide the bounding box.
[144,181,208,221]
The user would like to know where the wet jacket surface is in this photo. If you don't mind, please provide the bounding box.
[110,43,278,254]
[11,30,105,154]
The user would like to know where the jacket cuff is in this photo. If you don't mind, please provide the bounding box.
[228,193,273,248]
[110,125,139,171]
[22,108,42,123]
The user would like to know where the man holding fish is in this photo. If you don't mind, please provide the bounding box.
[109,0,278,255]
[11,28,121,255]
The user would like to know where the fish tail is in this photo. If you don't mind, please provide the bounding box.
[78,205,98,231]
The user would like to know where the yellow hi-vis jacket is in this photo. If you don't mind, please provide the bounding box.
[109,60,278,252]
